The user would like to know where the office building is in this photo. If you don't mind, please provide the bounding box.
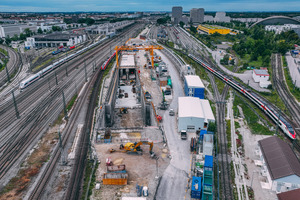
[172,6,182,24]
[190,8,204,24]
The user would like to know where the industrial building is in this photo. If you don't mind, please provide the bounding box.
[172,6,182,24]
[0,24,37,38]
[87,21,134,35]
[25,32,86,48]
[197,25,231,35]
[184,75,205,99]
[190,8,204,24]
[258,136,300,193]
[178,97,215,132]
[252,69,271,88]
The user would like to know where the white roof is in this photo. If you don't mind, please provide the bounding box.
[120,54,135,67]
[185,75,204,88]
[178,97,215,121]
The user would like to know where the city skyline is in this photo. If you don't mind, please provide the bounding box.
[1,0,300,12]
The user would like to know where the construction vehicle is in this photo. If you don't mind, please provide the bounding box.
[120,107,128,114]
[119,140,154,155]
[156,115,162,122]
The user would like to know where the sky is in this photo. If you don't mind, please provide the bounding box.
[0,0,300,12]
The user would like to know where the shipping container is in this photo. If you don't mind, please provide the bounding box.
[191,176,202,199]
[184,75,205,99]
[103,173,128,185]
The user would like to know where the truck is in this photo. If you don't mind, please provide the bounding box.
[181,130,187,140]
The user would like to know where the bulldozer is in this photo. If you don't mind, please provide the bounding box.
[119,140,154,156]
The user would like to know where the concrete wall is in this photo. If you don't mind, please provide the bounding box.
[178,117,203,132]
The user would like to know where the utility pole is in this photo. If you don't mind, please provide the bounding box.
[58,129,66,165]
[62,91,68,120]
[12,91,20,119]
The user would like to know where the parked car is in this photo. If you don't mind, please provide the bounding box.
[169,109,175,116]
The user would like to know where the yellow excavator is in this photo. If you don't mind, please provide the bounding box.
[119,140,154,155]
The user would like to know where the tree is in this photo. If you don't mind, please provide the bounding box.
[207,121,216,132]
[11,34,19,41]
[24,28,32,37]
[85,18,95,26]
[20,33,26,40]
[179,21,184,28]
[52,26,62,32]
[190,25,197,34]
[277,41,289,55]
[5,36,11,45]
[0,38,3,44]
[37,28,43,34]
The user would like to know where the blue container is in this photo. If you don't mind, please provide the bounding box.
[184,75,205,99]
[204,155,213,168]
[191,176,202,199]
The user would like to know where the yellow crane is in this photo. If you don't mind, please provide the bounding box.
[114,45,163,69]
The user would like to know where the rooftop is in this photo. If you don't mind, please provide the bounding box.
[120,54,135,67]
[178,97,215,121]
[253,69,269,76]
[185,75,204,88]
[204,155,213,168]
[258,136,300,180]
[33,32,82,41]
[277,188,300,200]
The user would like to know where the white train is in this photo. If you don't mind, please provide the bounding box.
[189,54,296,140]
[19,37,108,90]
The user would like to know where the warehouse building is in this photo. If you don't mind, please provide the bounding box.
[178,97,215,132]
[184,75,205,99]
[25,32,86,48]
[258,136,300,193]
[0,24,37,38]
[252,69,271,88]
[197,25,230,35]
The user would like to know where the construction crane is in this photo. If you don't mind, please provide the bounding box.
[119,140,154,155]
[114,45,163,69]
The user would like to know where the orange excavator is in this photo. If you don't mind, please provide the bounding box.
[119,140,154,156]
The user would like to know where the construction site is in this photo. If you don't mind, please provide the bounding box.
[92,37,173,199]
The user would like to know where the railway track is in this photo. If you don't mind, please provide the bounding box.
[0,23,143,190]
[28,24,143,199]
[272,54,300,133]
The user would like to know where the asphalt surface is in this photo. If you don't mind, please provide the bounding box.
[154,50,192,200]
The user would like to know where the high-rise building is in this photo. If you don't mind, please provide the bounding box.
[190,8,204,24]
[172,6,182,24]
[214,12,231,23]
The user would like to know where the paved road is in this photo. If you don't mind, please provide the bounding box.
[155,50,192,200]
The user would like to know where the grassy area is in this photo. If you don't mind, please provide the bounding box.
[32,57,56,72]
[81,160,98,200]
[233,94,274,135]
[235,121,241,129]
[66,94,78,111]
[54,93,78,125]
[283,61,300,102]
[0,48,8,56]
[258,91,287,113]
[230,161,239,200]
[226,119,231,149]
